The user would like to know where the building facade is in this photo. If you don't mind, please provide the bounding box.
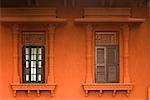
[0,0,150,100]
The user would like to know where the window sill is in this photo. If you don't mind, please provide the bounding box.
[11,83,56,97]
[82,83,134,97]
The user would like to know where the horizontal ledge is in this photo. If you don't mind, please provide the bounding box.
[82,83,134,97]
[82,83,134,90]
[74,18,145,23]
[11,83,56,90]
[0,17,67,23]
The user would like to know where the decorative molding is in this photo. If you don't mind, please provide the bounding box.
[74,18,145,23]
[122,24,130,83]
[74,7,145,23]
[85,24,93,83]
[0,17,67,23]
[84,8,131,18]
[0,8,67,23]
[47,24,55,84]
[11,84,56,97]
[1,8,57,17]
[12,24,20,84]
[82,83,134,97]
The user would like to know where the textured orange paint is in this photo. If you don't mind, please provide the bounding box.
[0,3,149,100]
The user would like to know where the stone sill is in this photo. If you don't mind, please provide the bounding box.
[11,83,56,97]
[82,83,134,97]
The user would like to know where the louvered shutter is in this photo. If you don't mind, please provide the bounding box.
[106,45,119,83]
[95,47,106,83]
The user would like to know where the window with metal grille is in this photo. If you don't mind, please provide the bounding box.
[95,32,119,83]
[22,32,45,83]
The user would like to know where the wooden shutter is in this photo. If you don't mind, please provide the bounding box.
[106,45,119,83]
[95,47,106,83]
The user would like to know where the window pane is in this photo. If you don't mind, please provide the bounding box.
[26,75,29,81]
[31,48,37,54]
[38,68,41,74]
[26,55,29,60]
[31,68,36,74]
[31,61,36,67]
[38,54,42,60]
[31,75,36,81]
[31,54,36,60]
[26,61,29,68]
[26,48,29,54]
[38,75,41,81]
[26,68,29,74]
[38,48,42,54]
[31,68,34,74]
[38,61,41,68]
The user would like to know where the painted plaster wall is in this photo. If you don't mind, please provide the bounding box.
[0,6,149,100]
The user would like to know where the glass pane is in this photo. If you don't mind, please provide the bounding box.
[26,61,29,68]
[38,54,42,60]
[38,48,42,54]
[26,68,29,74]
[31,48,37,54]
[31,54,36,60]
[26,55,29,60]
[38,61,41,68]
[31,61,36,67]
[26,75,29,81]
[38,75,41,81]
[31,68,36,74]
[31,75,36,81]
[31,68,34,74]
[26,48,29,54]
[38,68,41,74]
[34,68,36,74]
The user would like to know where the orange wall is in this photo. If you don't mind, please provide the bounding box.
[0,6,149,100]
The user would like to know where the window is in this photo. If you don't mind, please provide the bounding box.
[22,32,45,83]
[22,46,45,83]
[95,32,119,83]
